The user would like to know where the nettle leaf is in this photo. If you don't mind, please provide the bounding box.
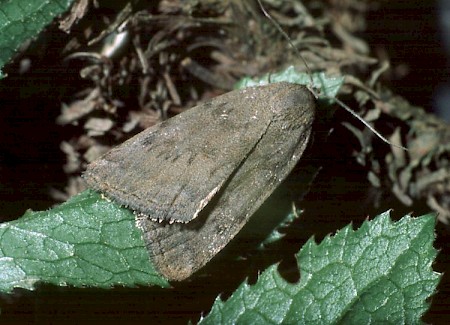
[235,65,344,100]
[200,211,440,324]
[0,0,74,78]
[258,209,300,249]
[0,190,169,293]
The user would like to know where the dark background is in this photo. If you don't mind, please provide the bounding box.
[0,1,449,324]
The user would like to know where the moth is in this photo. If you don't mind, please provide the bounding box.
[84,82,315,280]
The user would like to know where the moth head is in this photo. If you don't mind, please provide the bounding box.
[270,82,315,122]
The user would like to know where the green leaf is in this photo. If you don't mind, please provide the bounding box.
[0,0,74,78]
[258,208,301,249]
[235,65,344,100]
[0,190,169,293]
[200,211,440,324]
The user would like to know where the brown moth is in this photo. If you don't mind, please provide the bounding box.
[84,82,315,280]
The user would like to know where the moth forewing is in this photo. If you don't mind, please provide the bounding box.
[85,84,276,223]
[85,82,315,280]
[135,83,315,280]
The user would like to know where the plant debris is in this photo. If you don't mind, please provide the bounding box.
[55,0,450,222]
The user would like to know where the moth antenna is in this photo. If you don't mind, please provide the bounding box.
[257,0,407,151]
[333,97,408,150]
[256,0,315,94]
